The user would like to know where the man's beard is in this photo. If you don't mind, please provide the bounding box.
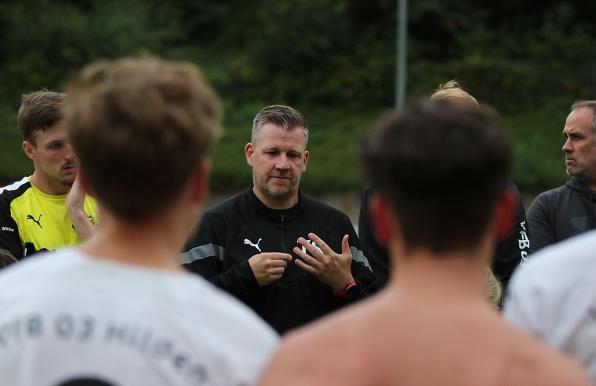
[262,178,297,202]
[58,163,77,187]
[57,172,76,187]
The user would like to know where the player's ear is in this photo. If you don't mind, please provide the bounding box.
[245,143,254,167]
[369,192,392,245]
[495,189,516,240]
[22,140,35,160]
[190,161,211,204]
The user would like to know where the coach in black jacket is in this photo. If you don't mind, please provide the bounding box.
[183,105,376,334]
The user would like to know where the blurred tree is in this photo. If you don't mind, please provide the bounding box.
[0,0,595,192]
[0,0,184,100]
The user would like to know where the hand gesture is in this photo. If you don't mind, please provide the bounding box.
[294,233,354,291]
[66,174,94,241]
[248,252,292,286]
[65,174,86,215]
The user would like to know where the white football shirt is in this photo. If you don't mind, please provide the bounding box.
[505,230,596,382]
[0,248,278,386]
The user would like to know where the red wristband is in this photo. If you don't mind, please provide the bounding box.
[333,279,357,297]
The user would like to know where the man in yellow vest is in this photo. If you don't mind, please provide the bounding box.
[0,91,96,261]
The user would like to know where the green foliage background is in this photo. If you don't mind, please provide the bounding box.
[1,0,595,194]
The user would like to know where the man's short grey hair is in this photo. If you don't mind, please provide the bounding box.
[251,105,309,144]
[571,100,596,133]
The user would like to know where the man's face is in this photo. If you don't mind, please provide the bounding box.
[245,123,308,208]
[23,121,77,192]
[562,107,596,184]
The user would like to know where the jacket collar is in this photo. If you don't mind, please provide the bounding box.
[246,187,302,220]
[566,177,596,195]
[566,178,596,230]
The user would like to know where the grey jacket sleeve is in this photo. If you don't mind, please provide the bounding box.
[527,193,555,253]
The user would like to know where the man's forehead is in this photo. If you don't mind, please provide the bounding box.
[33,121,68,143]
[254,123,307,147]
[565,108,594,131]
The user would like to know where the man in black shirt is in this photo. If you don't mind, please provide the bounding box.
[183,105,376,334]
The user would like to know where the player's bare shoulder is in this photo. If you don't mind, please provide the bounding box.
[259,298,381,386]
[502,323,590,386]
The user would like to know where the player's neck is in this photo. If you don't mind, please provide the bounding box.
[80,213,189,272]
[29,172,70,195]
[389,247,489,305]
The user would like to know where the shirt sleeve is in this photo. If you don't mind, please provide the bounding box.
[181,212,260,301]
[527,193,555,253]
[0,195,22,260]
[339,213,378,302]
[504,261,593,351]
[503,272,548,340]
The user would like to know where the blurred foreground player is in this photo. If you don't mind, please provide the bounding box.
[358,81,530,291]
[259,100,589,386]
[0,57,277,386]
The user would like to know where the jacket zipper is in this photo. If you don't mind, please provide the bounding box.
[280,214,287,252]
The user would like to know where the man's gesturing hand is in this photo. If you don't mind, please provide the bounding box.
[248,253,292,286]
[294,233,354,292]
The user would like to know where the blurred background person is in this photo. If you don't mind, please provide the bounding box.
[0,91,96,262]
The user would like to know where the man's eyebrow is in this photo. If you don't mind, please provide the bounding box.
[44,139,65,147]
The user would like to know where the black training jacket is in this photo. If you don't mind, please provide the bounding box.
[182,188,376,334]
[358,182,531,292]
[527,178,596,252]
